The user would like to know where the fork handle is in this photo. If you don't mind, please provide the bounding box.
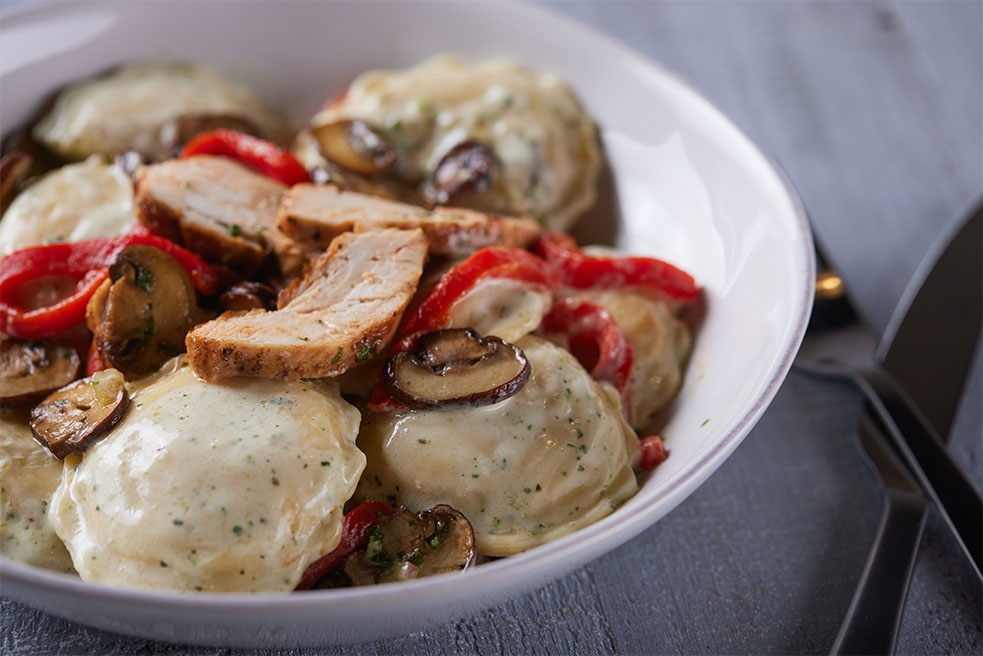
[830,491,929,655]
[857,367,983,580]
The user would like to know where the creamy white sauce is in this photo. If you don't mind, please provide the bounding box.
[0,409,74,572]
[49,361,364,592]
[446,278,552,343]
[33,62,286,161]
[308,55,600,231]
[357,337,638,557]
[0,157,134,255]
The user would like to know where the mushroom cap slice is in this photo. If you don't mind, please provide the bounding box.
[311,119,395,176]
[384,328,531,409]
[30,368,129,458]
[420,140,496,206]
[0,339,81,406]
[344,505,475,585]
[88,244,200,378]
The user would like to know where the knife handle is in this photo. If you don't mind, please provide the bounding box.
[830,489,928,656]
[857,367,983,580]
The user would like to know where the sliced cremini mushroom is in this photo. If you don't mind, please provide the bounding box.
[87,244,200,378]
[384,328,530,409]
[1,151,34,215]
[311,119,395,176]
[0,339,81,406]
[160,113,262,156]
[218,281,276,312]
[344,505,475,585]
[420,140,496,206]
[30,368,129,458]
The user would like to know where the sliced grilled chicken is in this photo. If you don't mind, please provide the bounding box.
[134,156,310,277]
[276,184,540,256]
[186,228,428,380]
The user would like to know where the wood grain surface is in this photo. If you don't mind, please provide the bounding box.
[2,1,981,653]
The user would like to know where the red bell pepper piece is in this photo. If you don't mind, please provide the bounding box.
[180,129,311,186]
[295,501,395,590]
[401,247,559,337]
[638,435,669,470]
[0,235,217,340]
[534,232,699,301]
[541,297,635,416]
[367,247,559,412]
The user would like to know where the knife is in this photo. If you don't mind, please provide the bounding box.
[799,199,983,576]
[826,198,982,654]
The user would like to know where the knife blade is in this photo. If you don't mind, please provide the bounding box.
[878,200,982,436]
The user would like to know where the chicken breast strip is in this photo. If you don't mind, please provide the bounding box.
[276,184,541,256]
[186,228,428,380]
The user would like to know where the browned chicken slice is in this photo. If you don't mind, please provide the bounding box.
[134,155,311,277]
[276,184,541,255]
[186,228,428,381]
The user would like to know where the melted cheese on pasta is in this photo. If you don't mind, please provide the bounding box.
[0,409,74,572]
[307,55,600,231]
[49,362,364,592]
[0,158,134,255]
[33,62,286,161]
[357,337,638,557]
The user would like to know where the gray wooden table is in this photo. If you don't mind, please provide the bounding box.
[3,1,981,653]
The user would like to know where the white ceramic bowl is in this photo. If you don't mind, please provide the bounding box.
[0,0,814,647]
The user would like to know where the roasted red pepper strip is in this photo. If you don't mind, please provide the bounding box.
[638,435,669,470]
[181,129,311,186]
[400,247,559,337]
[295,501,395,590]
[0,235,216,340]
[535,232,699,300]
[367,247,559,412]
[541,297,635,416]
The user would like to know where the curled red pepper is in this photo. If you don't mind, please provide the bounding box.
[0,235,217,340]
[535,232,699,301]
[295,501,395,590]
[181,129,311,186]
[368,247,559,412]
[541,297,635,417]
[638,435,669,470]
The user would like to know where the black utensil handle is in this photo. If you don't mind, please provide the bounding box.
[858,367,983,580]
[830,492,929,656]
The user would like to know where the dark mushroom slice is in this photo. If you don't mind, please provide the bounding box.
[384,328,530,409]
[0,339,81,406]
[218,281,277,312]
[1,151,34,215]
[344,505,475,585]
[420,140,496,206]
[30,368,129,458]
[311,119,396,176]
[87,244,201,378]
[160,114,262,157]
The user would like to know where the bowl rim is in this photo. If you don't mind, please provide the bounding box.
[0,0,815,615]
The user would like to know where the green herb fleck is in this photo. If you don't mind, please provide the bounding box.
[173,519,184,526]
[426,534,440,550]
[232,525,243,536]
[272,477,280,486]
[229,224,242,237]
[298,336,309,342]
[331,347,343,364]
[701,418,710,427]
[321,461,331,467]
[356,344,372,362]
[407,548,424,564]
[535,484,542,492]
[417,439,429,445]
[135,265,154,291]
